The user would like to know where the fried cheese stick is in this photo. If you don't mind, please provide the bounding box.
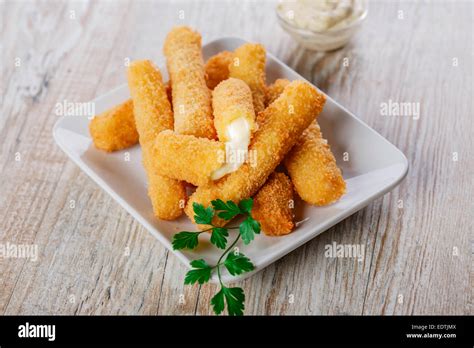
[185,81,326,228]
[89,99,138,152]
[251,172,295,236]
[204,51,233,90]
[265,78,290,107]
[285,122,346,205]
[164,26,215,139]
[211,78,257,180]
[127,60,186,220]
[212,78,256,142]
[152,130,225,186]
[265,79,346,205]
[89,82,173,152]
[229,43,266,114]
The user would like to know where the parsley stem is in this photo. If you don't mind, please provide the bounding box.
[216,233,241,286]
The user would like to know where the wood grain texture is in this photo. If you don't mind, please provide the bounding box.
[0,0,472,315]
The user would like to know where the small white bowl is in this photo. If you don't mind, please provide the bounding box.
[276,3,368,51]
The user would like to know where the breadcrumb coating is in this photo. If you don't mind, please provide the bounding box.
[164,26,216,139]
[164,81,173,109]
[229,43,266,114]
[151,130,225,186]
[185,81,326,228]
[285,122,346,206]
[89,99,138,152]
[204,51,233,90]
[252,172,295,236]
[212,78,256,142]
[127,60,186,220]
[265,78,290,107]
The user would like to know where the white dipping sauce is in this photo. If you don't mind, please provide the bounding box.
[278,0,364,32]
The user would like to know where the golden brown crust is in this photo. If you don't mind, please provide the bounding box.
[185,81,326,228]
[127,60,186,220]
[89,99,138,152]
[164,26,216,139]
[252,172,295,236]
[127,61,174,144]
[164,81,173,109]
[151,130,225,186]
[212,78,256,142]
[265,78,290,107]
[229,43,266,114]
[204,51,233,90]
[284,122,346,206]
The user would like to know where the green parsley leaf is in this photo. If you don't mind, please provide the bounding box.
[247,216,261,234]
[224,251,254,276]
[184,259,212,285]
[210,198,229,211]
[210,287,225,315]
[172,231,200,250]
[239,216,261,244]
[224,287,245,316]
[238,198,253,214]
[211,286,245,316]
[193,202,214,225]
[210,227,229,249]
[180,197,263,315]
[211,199,241,220]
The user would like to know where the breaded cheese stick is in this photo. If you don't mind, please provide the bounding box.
[185,81,326,228]
[89,99,138,152]
[164,26,215,139]
[229,43,266,114]
[263,78,346,205]
[265,78,290,107]
[152,130,225,186]
[205,51,233,90]
[285,122,346,205]
[89,82,173,152]
[210,78,257,180]
[127,60,186,220]
[212,78,256,142]
[251,172,295,236]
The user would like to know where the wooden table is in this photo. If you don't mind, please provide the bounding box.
[1,0,472,315]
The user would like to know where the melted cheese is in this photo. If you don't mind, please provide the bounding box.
[211,117,251,180]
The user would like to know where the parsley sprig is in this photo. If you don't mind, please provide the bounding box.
[172,198,261,316]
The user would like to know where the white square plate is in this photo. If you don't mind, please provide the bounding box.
[53,37,408,283]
